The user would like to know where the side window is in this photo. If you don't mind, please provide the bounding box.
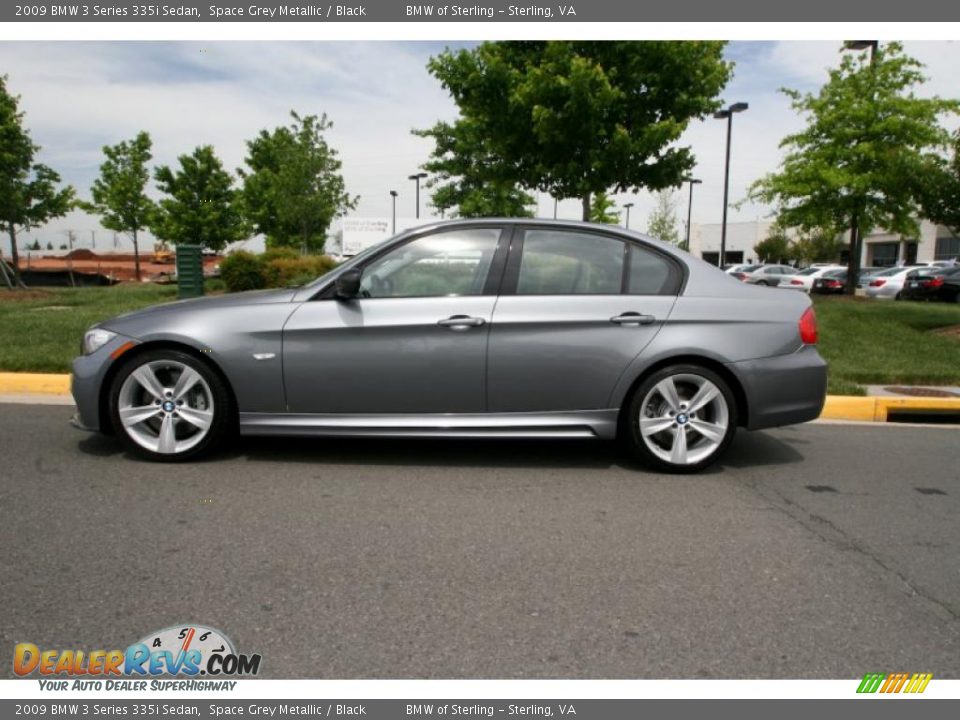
[358,228,501,298]
[516,230,625,295]
[628,244,681,295]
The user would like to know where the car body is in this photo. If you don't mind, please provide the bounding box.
[863,265,925,299]
[724,264,758,275]
[71,219,827,473]
[736,264,798,287]
[811,268,848,295]
[900,266,960,302]
[781,265,846,293]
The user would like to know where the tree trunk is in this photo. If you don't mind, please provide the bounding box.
[8,226,21,287]
[845,213,860,296]
[132,229,141,282]
[581,193,591,222]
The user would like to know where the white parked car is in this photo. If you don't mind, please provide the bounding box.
[779,265,846,293]
[863,265,925,299]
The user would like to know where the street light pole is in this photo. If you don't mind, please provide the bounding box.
[714,102,748,268]
[623,202,634,230]
[408,172,427,219]
[389,190,398,234]
[684,178,702,252]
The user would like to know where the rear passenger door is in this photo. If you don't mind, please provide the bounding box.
[486,227,682,413]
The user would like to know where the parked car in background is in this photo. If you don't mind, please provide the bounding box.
[864,265,925,300]
[811,268,848,295]
[725,264,759,275]
[900,266,960,303]
[857,267,884,287]
[734,264,798,287]
[70,219,827,474]
[780,265,846,293]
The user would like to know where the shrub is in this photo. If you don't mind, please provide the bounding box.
[220,251,266,293]
[262,255,338,288]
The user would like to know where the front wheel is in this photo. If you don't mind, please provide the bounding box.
[624,365,737,473]
[108,349,232,462]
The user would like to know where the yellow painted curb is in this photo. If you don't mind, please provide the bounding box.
[0,372,71,396]
[1,373,959,422]
[821,395,960,422]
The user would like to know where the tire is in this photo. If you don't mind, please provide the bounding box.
[624,364,738,474]
[756,280,769,286]
[108,349,233,462]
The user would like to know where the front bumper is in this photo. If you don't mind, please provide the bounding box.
[70,333,139,433]
[727,345,828,431]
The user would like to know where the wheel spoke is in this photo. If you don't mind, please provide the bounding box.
[670,427,689,464]
[640,416,674,436]
[132,365,166,400]
[655,378,681,412]
[689,419,725,443]
[120,405,161,428]
[173,366,202,400]
[157,414,177,454]
[687,381,720,414]
[177,406,213,432]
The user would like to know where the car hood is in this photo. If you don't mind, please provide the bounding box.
[100,288,298,328]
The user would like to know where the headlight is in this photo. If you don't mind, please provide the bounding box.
[82,328,117,355]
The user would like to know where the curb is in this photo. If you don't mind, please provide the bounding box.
[2,372,960,422]
[0,372,71,396]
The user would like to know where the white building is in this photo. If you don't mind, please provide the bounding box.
[688,219,959,267]
[331,216,422,257]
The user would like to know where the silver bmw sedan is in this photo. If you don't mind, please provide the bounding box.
[71,219,826,473]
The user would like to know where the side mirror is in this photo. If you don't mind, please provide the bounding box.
[335,268,362,299]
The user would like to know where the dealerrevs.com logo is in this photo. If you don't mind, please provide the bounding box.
[14,624,261,688]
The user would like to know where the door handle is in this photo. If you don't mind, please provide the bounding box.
[610,312,656,325]
[437,315,486,330]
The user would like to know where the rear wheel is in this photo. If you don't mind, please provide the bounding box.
[625,364,737,473]
[108,349,232,462]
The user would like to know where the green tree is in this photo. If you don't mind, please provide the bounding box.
[239,111,357,254]
[0,75,74,287]
[152,145,247,252]
[423,41,731,220]
[790,229,844,265]
[754,229,793,263]
[415,119,534,218]
[589,192,621,224]
[646,189,681,245]
[920,130,960,236]
[81,131,154,282]
[748,43,959,292]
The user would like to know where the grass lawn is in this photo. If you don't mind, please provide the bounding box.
[1,284,958,396]
[814,295,960,395]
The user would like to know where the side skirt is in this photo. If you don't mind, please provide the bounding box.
[238,409,619,440]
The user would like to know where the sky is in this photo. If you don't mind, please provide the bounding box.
[1,40,958,254]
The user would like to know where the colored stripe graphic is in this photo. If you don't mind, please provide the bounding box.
[857,672,932,694]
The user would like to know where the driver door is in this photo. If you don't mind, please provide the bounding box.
[282,226,506,414]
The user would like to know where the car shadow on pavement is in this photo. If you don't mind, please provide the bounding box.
[213,427,805,472]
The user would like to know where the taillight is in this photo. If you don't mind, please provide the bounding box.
[734,273,748,281]
[799,307,817,344]
[921,277,944,289]
[825,279,842,288]
[789,279,803,285]
[869,279,886,287]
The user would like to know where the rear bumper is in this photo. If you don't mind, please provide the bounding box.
[727,345,828,431]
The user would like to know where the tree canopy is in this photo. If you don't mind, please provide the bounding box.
[588,192,621,224]
[0,75,74,287]
[239,111,357,253]
[152,145,247,252]
[82,131,155,281]
[920,130,960,237]
[748,43,959,290]
[422,41,731,220]
[646,189,681,245]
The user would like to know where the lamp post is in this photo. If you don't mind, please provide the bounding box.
[408,172,427,219]
[714,102,749,268]
[623,202,634,230]
[683,178,702,252]
[389,190,398,234]
[841,40,879,294]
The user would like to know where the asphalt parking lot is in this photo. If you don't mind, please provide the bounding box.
[1,403,958,678]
